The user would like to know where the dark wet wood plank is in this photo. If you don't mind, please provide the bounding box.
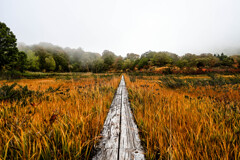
[119,79,145,160]
[93,76,145,160]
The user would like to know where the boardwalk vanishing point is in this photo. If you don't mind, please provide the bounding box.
[93,75,145,160]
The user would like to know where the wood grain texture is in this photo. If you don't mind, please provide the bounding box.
[93,76,145,160]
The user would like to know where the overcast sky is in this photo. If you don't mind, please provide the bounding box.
[1,0,240,56]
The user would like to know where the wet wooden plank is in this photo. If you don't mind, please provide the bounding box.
[93,93,121,159]
[93,76,145,160]
[119,79,145,160]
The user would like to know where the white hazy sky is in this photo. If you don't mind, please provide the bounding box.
[1,0,240,56]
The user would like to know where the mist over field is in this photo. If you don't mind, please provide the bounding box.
[1,1,240,159]
[1,0,240,74]
[1,0,240,56]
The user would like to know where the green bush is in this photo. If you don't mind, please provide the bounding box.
[0,83,36,102]
[0,83,64,105]
[0,70,22,80]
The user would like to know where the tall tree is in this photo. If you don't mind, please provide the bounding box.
[0,22,27,71]
[102,50,116,68]
[114,56,124,70]
[152,53,173,67]
[45,56,56,71]
[34,47,48,72]
[126,53,140,61]
[26,50,40,71]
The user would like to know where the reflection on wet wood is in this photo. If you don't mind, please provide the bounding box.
[93,76,145,160]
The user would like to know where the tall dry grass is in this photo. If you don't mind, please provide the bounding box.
[125,74,240,159]
[0,75,120,159]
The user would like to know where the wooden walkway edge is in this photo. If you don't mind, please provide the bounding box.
[93,75,145,160]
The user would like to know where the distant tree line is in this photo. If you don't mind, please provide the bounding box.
[17,43,240,73]
[1,21,240,74]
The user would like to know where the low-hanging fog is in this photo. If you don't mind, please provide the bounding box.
[1,0,240,56]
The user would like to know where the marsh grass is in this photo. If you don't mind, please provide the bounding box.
[125,74,240,159]
[0,74,120,159]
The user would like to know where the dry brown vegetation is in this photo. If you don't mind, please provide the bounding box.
[0,74,120,159]
[1,73,240,159]
[125,74,240,159]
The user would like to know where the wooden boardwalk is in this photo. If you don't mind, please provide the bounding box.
[93,76,145,160]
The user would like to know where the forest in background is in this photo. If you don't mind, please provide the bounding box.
[1,21,240,76]
[17,42,240,74]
